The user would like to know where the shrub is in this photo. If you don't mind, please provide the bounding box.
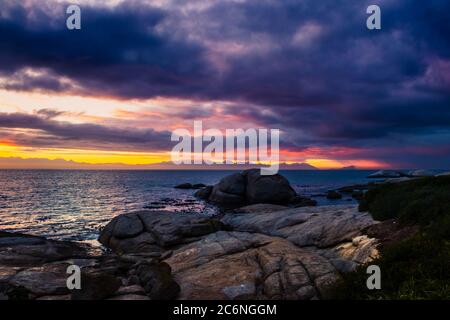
[359,176,450,226]
[329,176,450,299]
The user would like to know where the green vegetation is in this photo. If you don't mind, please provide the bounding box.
[328,176,450,300]
[359,175,450,225]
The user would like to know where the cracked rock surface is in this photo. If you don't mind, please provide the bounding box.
[166,231,338,299]
[98,204,379,300]
[1,204,380,300]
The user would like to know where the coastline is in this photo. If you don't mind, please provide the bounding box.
[1,170,448,300]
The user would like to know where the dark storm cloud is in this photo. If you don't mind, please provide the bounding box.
[0,111,171,152]
[0,0,213,98]
[1,0,450,167]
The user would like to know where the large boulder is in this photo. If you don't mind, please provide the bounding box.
[99,211,223,254]
[207,169,297,207]
[165,231,339,300]
[244,169,297,204]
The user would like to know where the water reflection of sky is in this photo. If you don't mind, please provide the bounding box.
[0,170,375,243]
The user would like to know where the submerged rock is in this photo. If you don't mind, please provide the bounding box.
[194,185,213,199]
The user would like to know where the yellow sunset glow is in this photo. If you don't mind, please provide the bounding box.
[0,144,170,165]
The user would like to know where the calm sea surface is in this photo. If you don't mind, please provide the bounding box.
[0,170,376,243]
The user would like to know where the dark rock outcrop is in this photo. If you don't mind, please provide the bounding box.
[207,169,297,207]
[98,204,379,300]
[0,231,180,300]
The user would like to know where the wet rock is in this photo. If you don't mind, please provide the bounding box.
[194,186,213,200]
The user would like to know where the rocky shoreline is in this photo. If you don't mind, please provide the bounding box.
[0,204,380,300]
[1,170,386,300]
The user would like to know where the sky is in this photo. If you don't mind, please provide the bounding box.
[0,0,449,169]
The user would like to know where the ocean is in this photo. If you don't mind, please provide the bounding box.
[0,169,377,243]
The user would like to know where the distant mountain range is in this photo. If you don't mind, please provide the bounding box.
[339,165,357,170]
[0,157,319,170]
